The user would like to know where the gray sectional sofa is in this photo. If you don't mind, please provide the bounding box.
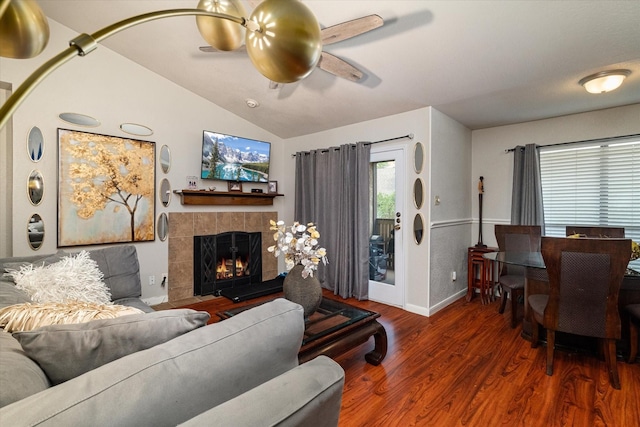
[0,245,345,426]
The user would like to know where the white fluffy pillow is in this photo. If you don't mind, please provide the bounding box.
[9,251,111,305]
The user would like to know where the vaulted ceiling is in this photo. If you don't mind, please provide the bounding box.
[38,1,640,139]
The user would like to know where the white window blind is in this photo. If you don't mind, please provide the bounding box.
[539,135,639,242]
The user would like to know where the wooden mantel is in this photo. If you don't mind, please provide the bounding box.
[174,190,283,206]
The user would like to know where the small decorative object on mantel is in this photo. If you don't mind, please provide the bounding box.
[268,220,328,317]
[475,176,487,248]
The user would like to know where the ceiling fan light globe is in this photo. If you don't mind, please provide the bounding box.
[246,0,322,83]
[196,0,246,51]
[0,0,50,59]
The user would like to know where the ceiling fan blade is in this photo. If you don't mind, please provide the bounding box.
[317,52,363,82]
[321,14,383,46]
[199,45,247,53]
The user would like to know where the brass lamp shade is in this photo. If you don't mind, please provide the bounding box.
[246,0,321,83]
[196,0,246,51]
[0,0,50,59]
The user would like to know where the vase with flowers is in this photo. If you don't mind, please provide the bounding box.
[268,220,328,317]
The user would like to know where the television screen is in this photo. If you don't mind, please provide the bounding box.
[201,131,270,183]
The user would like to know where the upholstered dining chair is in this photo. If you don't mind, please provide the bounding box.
[528,237,631,389]
[494,225,542,328]
[565,226,625,238]
[626,304,640,363]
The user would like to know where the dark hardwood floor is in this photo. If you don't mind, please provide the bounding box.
[171,290,640,427]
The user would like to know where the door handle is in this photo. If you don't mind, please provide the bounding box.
[394,224,401,231]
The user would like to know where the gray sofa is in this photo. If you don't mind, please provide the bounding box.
[0,245,345,426]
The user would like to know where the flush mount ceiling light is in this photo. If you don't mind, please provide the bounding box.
[0,0,322,130]
[579,69,631,94]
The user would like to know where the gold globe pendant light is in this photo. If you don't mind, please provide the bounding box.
[0,0,50,59]
[246,0,322,83]
[196,0,246,51]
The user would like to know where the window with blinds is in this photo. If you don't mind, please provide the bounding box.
[539,135,639,241]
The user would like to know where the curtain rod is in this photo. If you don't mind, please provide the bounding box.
[504,133,640,153]
[291,133,414,157]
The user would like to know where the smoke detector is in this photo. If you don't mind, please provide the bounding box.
[245,98,260,108]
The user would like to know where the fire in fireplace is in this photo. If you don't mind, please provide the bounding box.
[194,231,262,296]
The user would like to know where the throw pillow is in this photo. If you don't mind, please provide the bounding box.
[0,301,143,333]
[13,309,211,385]
[9,250,111,304]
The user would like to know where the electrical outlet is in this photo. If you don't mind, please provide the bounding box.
[149,275,155,286]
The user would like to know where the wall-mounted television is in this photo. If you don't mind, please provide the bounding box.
[201,130,271,183]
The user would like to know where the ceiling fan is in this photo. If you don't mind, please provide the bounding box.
[199,13,384,83]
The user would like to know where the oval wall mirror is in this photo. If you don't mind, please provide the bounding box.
[414,142,424,173]
[160,178,172,207]
[413,178,424,209]
[121,122,153,136]
[27,126,44,162]
[413,213,424,245]
[28,213,44,250]
[27,169,44,206]
[159,145,171,173]
[157,212,169,241]
[59,112,100,127]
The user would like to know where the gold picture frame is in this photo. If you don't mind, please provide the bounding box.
[57,128,155,247]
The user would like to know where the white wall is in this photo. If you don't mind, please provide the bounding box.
[0,19,285,305]
[429,109,472,313]
[471,103,640,248]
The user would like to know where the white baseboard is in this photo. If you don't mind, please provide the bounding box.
[405,303,430,317]
[429,289,466,315]
[142,295,168,306]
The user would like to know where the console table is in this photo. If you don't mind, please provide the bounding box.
[467,246,498,304]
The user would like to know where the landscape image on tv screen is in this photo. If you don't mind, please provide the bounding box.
[201,131,270,183]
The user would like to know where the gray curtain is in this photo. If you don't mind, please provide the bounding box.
[294,143,371,299]
[511,143,545,232]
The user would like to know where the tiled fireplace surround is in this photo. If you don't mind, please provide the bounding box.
[167,211,278,302]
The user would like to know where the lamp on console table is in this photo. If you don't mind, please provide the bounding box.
[476,176,487,248]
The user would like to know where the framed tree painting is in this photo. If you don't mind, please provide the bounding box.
[57,129,155,247]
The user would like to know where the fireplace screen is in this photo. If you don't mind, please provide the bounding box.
[194,231,262,296]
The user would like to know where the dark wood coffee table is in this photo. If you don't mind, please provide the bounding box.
[217,297,387,365]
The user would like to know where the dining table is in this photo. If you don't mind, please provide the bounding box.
[484,251,640,351]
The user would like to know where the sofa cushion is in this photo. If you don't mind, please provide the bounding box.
[0,299,304,426]
[13,308,210,385]
[10,251,111,304]
[0,281,31,309]
[0,332,50,408]
[88,245,142,300]
[0,301,143,333]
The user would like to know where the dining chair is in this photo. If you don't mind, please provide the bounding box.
[565,225,625,238]
[528,237,631,389]
[494,225,542,328]
[626,304,640,363]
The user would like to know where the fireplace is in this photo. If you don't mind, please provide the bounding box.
[194,231,262,296]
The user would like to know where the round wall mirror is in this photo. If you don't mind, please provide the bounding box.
[27,169,44,206]
[160,178,172,207]
[413,178,424,209]
[157,212,169,241]
[413,213,424,245]
[159,145,171,173]
[413,142,424,173]
[59,112,100,127]
[27,126,44,162]
[28,213,44,250]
